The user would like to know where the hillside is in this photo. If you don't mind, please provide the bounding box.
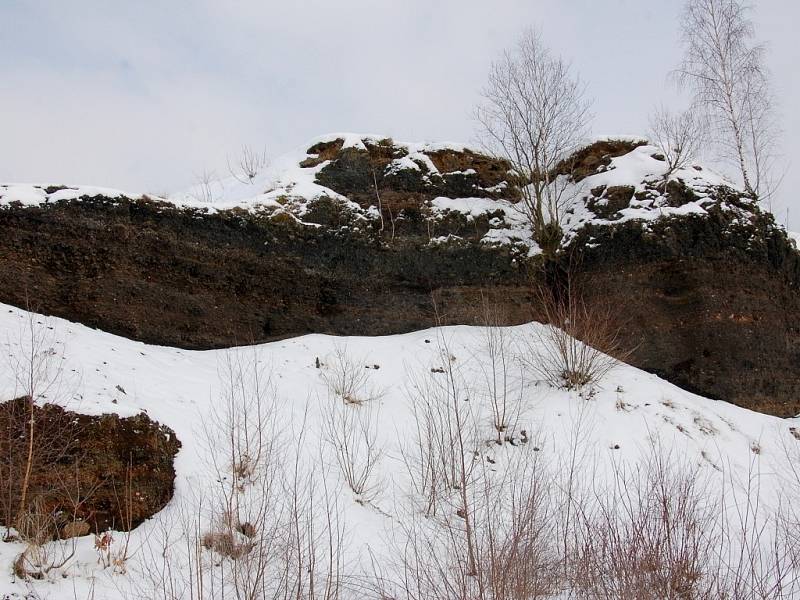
[0,302,799,597]
[1,134,798,416]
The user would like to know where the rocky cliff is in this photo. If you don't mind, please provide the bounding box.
[1,135,797,416]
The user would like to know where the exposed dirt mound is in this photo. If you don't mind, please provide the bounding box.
[555,138,648,181]
[0,196,533,348]
[0,398,180,536]
[566,206,800,416]
[308,137,520,227]
[427,148,516,192]
[299,139,345,168]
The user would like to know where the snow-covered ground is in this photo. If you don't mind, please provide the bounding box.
[0,302,799,598]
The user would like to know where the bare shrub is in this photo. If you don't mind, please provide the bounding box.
[399,326,487,579]
[648,105,705,180]
[570,440,722,599]
[322,393,383,501]
[474,449,560,599]
[320,345,383,405]
[525,273,631,390]
[0,309,91,582]
[227,145,269,185]
[401,334,480,526]
[386,431,560,599]
[192,169,219,204]
[103,459,135,573]
[2,310,69,533]
[279,438,346,600]
[199,349,285,598]
[11,499,76,581]
[553,401,595,581]
[129,350,347,600]
[201,530,253,561]
[714,453,799,599]
[473,296,525,444]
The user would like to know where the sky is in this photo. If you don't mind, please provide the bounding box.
[1,0,797,226]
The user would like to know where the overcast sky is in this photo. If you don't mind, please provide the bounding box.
[1,1,797,225]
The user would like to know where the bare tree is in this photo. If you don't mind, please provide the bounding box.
[676,0,779,199]
[320,345,384,406]
[193,169,219,204]
[227,145,269,185]
[475,28,592,250]
[648,105,705,182]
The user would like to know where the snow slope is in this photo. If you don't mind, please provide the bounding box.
[0,303,799,598]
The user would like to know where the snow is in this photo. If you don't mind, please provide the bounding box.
[0,136,759,258]
[431,196,510,219]
[0,184,140,207]
[305,132,473,155]
[430,195,538,252]
[0,134,481,214]
[0,303,798,597]
[560,143,751,243]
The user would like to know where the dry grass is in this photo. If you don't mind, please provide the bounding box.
[201,530,253,560]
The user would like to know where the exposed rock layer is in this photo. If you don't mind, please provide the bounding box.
[0,399,180,535]
[1,139,798,417]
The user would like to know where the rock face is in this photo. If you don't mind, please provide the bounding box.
[569,207,800,417]
[0,137,798,416]
[0,399,180,535]
[0,195,532,348]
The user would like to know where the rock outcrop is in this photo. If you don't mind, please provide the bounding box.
[0,136,798,416]
[0,399,180,535]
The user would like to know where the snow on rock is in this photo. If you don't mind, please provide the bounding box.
[560,142,750,242]
[0,133,481,215]
[0,183,142,207]
[0,135,768,254]
[430,195,538,252]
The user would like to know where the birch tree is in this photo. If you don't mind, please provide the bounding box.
[476,29,592,250]
[676,0,779,199]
